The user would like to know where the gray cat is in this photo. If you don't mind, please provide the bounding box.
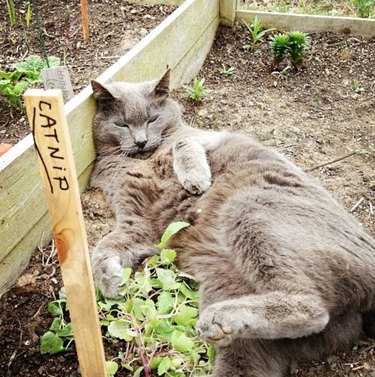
[90,70,375,377]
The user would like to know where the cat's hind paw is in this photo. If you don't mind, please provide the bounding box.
[197,305,236,347]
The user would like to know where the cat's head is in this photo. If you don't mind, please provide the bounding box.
[91,70,181,157]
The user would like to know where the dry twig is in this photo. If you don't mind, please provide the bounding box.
[307,151,357,172]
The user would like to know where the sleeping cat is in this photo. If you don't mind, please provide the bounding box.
[90,70,375,377]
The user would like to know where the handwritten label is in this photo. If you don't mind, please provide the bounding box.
[41,67,74,103]
[32,100,70,194]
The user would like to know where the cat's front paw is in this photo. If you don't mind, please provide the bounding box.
[180,172,211,195]
[92,255,124,298]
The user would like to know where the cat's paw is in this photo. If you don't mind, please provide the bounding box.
[180,172,211,195]
[92,255,123,299]
[197,304,239,347]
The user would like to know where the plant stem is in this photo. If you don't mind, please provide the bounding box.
[131,316,151,377]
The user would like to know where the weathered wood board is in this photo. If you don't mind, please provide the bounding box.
[236,10,375,37]
[0,0,219,296]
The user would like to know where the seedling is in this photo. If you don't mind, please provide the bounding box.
[218,64,235,76]
[41,222,215,376]
[287,31,311,68]
[242,17,274,50]
[351,0,373,17]
[351,81,365,93]
[269,31,311,71]
[6,0,16,28]
[269,34,290,71]
[183,77,210,102]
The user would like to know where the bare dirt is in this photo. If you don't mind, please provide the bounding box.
[1,3,375,377]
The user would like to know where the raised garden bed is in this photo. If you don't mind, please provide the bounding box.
[0,0,374,376]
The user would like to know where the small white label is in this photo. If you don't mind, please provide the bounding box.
[41,66,74,103]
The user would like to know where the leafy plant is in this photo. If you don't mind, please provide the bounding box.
[269,31,311,71]
[41,222,214,376]
[218,64,235,76]
[242,17,274,50]
[351,0,374,17]
[25,1,32,28]
[0,55,60,108]
[269,34,290,71]
[183,78,210,102]
[287,31,311,67]
[6,0,16,28]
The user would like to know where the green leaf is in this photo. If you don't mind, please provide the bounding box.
[172,305,198,326]
[134,366,144,377]
[156,221,190,250]
[155,319,174,339]
[158,357,172,376]
[160,249,177,265]
[40,331,66,355]
[106,360,118,376]
[107,320,135,341]
[171,330,195,353]
[120,267,132,286]
[47,301,63,316]
[157,291,175,314]
[156,268,180,291]
[179,282,198,300]
[134,271,153,295]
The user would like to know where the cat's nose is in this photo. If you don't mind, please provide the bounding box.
[136,140,147,149]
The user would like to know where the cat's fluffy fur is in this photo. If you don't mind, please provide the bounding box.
[90,71,375,377]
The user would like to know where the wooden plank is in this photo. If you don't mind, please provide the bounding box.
[236,10,375,37]
[0,0,219,296]
[24,89,106,377]
[220,0,236,26]
[0,165,92,295]
[80,0,90,43]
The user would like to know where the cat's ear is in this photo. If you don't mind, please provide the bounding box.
[91,80,115,102]
[153,69,171,98]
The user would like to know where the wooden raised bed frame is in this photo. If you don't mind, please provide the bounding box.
[0,0,374,296]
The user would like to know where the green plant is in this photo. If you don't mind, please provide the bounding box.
[269,31,311,71]
[287,31,311,67]
[269,34,290,70]
[6,0,16,28]
[351,81,365,93]
[218,64,235,76]
[25,1,32,28]
[41,222,215,376]
[242,17,274,49]
[0,55,60,108]
[351,0,374,17]
[183,78,210,102]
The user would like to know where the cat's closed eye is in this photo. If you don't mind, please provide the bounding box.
[114,122,129,128]
[147,115,158,125]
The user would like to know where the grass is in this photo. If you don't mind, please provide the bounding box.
[238,0,374,18]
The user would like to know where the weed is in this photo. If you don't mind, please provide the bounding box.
[41,222,214,376]
[242,17,274,50]
[351,0,374,17]
[25,1,32,28]
[218,64,235,76]
[0,55,60,108]
[183,78,210,102]
[269,34,290,70]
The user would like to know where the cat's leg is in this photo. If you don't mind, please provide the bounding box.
[172,131,228,195]
[197,291,329,347]
[91,228,158,298]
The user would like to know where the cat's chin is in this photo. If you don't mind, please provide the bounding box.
[128,148,157,160]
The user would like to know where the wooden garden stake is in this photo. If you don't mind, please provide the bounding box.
[80,0,90,43]
[24,89,106,377]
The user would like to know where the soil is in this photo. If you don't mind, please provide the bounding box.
[1,2,375,377]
